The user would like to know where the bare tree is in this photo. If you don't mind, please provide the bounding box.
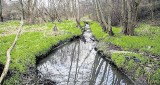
[95,0,108,32]
[94,0,114,35]
[121,0,141,35]
[26,0,37,24]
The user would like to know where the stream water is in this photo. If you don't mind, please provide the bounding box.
[37,24,134,85]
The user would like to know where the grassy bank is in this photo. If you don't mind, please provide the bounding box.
[0,20,82,84]
[90,21,160,85]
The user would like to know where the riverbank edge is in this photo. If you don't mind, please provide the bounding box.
[36,35,80,64]
[34,35,81,84]
[95,47,136,84]
[94,40,153,85]
[1,35,81,85]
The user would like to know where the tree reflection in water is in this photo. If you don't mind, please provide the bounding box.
[37,28,133,85]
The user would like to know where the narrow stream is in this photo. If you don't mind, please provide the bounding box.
[37,24,134,85]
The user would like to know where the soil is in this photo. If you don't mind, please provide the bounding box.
[108,43,123,51]
[0,64,3,75]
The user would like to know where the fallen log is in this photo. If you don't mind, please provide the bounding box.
[0,17,23,84]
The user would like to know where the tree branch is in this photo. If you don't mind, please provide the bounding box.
[0,16,23,84]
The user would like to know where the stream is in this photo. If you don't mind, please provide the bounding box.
[37,24,134,85]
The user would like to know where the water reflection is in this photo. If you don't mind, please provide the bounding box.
[37,28,133,85]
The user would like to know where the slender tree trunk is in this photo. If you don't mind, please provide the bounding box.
[19,0,25,19]
[27,0,37,24]
[71,0,76,18]
[127,0,133,35]
[0,0,3,22]
[151,0,155,21]
[64,0,68,20]
[107,0,114,36]
[76,0,81,28]
[93,0,101,22]
[31,0,37,24]
[122,0,128,35]
[96,0,108,32]
[27,0,31,24]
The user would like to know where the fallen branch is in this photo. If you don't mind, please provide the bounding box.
[0,17,23,84]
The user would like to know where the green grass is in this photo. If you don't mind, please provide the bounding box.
[111,52,149,78]
[90,22,160,56]
[90,21,160,85]
[111,52,160,84]
[148,69,160,85]
[111,53,150,69]
[90,21,108,40]
[109,35,160,55]
[0,20,82,84]
[0,29,5,33]
[0,21,20,29]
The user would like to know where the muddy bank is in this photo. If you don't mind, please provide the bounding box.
[0,35,81,85]
[0,64,16,84]
[36,35,80,64]
[96,49,136,84]
[0,64,3,76]
[25,35,81,84]
[95,42,149,85]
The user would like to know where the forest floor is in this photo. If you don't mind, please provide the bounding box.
[90,21,160,85]
[0,20,82,84]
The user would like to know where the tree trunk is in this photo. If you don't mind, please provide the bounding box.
[71,0,76,18]
[31,0,37,24]
[0,0,3,22]
[27,0,37,24]
[19,0,25,19]
[122,0,128,35]
[96,0,108,32]
[76,0,81,28]
[64,0,68,20]
[93,0,101,22]
[122,0,141,35]
[127,0,134,35]
[107,0,114,36]
[27,0,31,24]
